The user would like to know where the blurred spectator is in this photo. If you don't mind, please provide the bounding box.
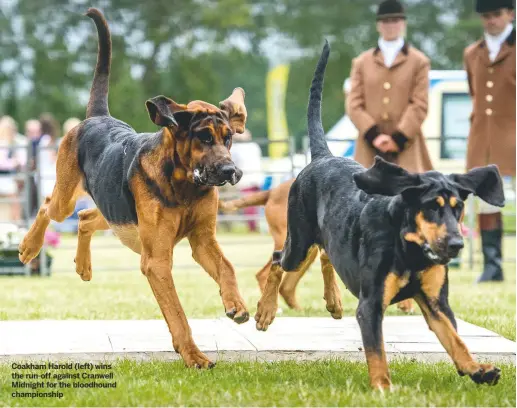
[465,0,515,282]
[230,129,263,232]
[63,117,81,136]
[346,0,433,173]
[24,119,42,216]
[0,116,27,221]
[38,113,60,198]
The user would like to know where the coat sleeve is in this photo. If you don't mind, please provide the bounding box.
[346,57,380,145]
[393,57,430,150]
[464,48,474,98]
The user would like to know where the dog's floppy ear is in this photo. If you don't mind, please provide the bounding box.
[353,156,421,197]
[146,96,178,127]
[450,165,505,207]
[146,96,195,130]
[219,87,247,134]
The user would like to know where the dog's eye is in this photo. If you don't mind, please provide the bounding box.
[197,130,213,145]
[453,201,464,218]
[224,134,231,148]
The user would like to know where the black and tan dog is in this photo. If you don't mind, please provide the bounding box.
[18,8,249,368]
[255,41,504,389]
[220,179,414,314]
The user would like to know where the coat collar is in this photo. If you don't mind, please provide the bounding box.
[373,41,409,68]
[478,27,516,48]
[477,28,515,66]
[374,40,409,55]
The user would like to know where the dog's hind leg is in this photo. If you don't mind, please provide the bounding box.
[74,208,110,281]
[319,249,343,319]
[19,128,83,264]
[255,258,272,293]
[256,246,318,330]
[281,216,315,273]
[279,246,318,310]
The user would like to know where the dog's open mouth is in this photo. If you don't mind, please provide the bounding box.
[423,242,449,265]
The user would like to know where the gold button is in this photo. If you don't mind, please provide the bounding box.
[487,81,494,88]
[382,113,389,120]
[488,67,494,74]
[486,108,493,116]
[383,82,391,90]
[486,95,493,102]
[383,97,390,104]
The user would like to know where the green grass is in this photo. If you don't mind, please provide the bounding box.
[0,233,515,406]
[0,360,515,407]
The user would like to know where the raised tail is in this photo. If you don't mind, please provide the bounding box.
[307,40,331,160]
[219,190,271,212]
[85,8,111,118]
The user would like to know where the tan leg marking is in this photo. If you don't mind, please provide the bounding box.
[19,127,82,263]
[75,208,109,281]
[320,249,343,319]
[255,245,318,331]
[189,233,249,324]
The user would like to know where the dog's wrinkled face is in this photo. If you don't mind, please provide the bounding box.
[187,112,242,186]
[354,157,505,265]
[146,88,247,187]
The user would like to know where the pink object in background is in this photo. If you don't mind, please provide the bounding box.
[44,230,60,248]
[241,186,260,232]
[460,223,478,238]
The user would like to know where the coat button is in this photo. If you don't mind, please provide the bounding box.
[382,112,389,120]
[486,95,493,102]
[383,97,390,104]
[488,67,494,74]
[487,81,494,88]
[486,108,493,116]
[383,82,391,90]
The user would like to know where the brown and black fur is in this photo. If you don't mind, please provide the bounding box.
[255,41,505,389]
[220,180,414,314]
[220,179,343,317]
[19,8,249,369]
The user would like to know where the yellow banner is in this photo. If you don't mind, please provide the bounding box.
[266,64,290,158]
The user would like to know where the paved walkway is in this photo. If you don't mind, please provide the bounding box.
[0,317,514,363]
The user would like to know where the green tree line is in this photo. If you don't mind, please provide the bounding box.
[0,0,482,151]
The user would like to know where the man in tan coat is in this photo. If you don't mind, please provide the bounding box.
[347,0,433,173]
[464,0,515,282]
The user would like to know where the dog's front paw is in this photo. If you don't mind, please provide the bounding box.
[222,292,249,324]
[255,296,278,331]
[370,375,392,391]
[179,343,215,369]
[74,249,92,281]
[468,364,501,385]
[396,299,414,314]
[18,233,45,264]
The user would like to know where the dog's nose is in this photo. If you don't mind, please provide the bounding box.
[220,164,236,180]
[447,237,464,257]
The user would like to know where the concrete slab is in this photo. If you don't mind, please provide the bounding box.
[0,317,514,364]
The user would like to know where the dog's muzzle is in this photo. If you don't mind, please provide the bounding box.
[193,164,243,186]
[423,238,463,265]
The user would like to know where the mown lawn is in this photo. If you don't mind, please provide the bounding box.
[0,233,515,406]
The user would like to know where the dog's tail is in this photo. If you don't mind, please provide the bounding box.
[218,190,271,212]
[307,40,332,161]
[85,8,111,118]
